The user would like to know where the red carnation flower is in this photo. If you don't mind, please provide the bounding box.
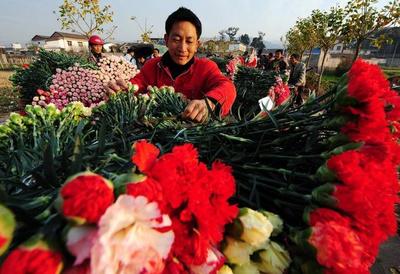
[0,241,63,274]
[309,208,367,273]
[131,139,160,172]
[60,171,114,224]
[130,140,238,268]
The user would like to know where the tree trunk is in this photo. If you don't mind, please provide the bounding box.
[352,39,362,64]
[306,47,313,69]
[317,49,328,93]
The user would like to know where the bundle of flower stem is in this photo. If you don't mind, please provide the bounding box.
[140,60,400,273]
[1,59,399,273]
[232,66,289,119]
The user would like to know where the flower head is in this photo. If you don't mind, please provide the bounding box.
[60,171,114,224]
[0,204,16,256]
[0,237,63,274]
[91,195,174,274]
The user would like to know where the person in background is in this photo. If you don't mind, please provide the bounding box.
[264,52,275,71]
[135,52,147,70]
[88,35,105,64]
[151,48,160,58]
[124,47,137,67]
[288,53,306,105]
[106,7,236,123]
[272,49,288,73]
[244,48,257,68]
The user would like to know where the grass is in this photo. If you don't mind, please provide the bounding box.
[0,71,20,114]
[383,67,400,78]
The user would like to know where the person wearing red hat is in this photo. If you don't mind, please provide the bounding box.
[88,35,105,64]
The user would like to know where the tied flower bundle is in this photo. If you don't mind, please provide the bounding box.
[127,140,239,273]
[32,64,106,109]
[232,66,290,119]
[97,55,139,84]
[145,59,400,274]
[290,59,400,274]
[221,208,291,274]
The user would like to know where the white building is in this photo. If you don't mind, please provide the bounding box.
[31,32,88,52]
[31,35,50,47]
[228,42,246,52]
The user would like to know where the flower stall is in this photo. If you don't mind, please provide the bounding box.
[0,58,399,274]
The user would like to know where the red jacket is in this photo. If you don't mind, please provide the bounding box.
[129,57,236,116]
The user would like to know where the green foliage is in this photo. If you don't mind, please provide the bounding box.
[56,0,117,39]
[0,87,19,113]
[341,0,400,62]
[335,56,353,76]
[250,32,266,52]
[240,34,251,45]
[10,49,96,102]
[306,72,337,95]
[225,27,240,41]
[209,57,228,74]
[233,66,285,119]
[286,17,318,56]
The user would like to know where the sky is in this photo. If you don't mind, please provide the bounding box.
[0,0,391,47]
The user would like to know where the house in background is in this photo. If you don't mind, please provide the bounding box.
[31,35,50,47]
[30,32,88,52]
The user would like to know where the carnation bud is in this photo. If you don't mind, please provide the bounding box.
[0,204,16,255]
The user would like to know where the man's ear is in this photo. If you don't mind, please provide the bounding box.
[195,39,201,52]
[164,34,169,45]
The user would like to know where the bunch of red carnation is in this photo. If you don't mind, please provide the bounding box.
[268,76,291,106]
[128,140,239,273]
[295,59,400,274]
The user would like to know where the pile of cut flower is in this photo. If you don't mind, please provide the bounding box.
[0,60,399,274]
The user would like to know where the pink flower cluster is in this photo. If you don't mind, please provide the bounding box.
[97,56,138,84]
[33,64,106,109]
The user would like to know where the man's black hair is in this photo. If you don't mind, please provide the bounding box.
[275,49,283,54]
[127,47,135,54]
[165,7,202,38]
[153,48,160,53]
[291,53,300,60]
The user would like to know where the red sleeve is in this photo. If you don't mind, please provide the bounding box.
[129,71,147,92]
[129,59,157,92]
[203,61,236,117]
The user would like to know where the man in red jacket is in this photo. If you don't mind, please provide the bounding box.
[106,7,236,122]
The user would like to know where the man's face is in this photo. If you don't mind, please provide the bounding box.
[290,56,297,65]
[164,21,200,65]
[91,44,103,54]
[153,50,160,57]
[275,51,282,59]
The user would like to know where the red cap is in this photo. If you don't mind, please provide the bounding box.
[89,35,104,45]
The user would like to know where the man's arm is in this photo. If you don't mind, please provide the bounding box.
[295,63,306,87]
[129,65,150,92]
[202,61,237,116]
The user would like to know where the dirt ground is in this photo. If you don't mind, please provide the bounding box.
[0,71,13,88]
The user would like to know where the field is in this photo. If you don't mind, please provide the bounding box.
[0,70,19,118]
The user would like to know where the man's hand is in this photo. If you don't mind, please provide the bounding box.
[105,78,129,96]
[182,98,215,123]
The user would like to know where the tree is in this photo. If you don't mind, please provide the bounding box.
[250,32,266,52]
[341,0,400,63]
[240,34,251,45]
[296,17,319,67]
[225,27,240,41]
[311,7,344,91]
[218,30,227,41]
[130,16,154,43]
[56,0,116,39]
